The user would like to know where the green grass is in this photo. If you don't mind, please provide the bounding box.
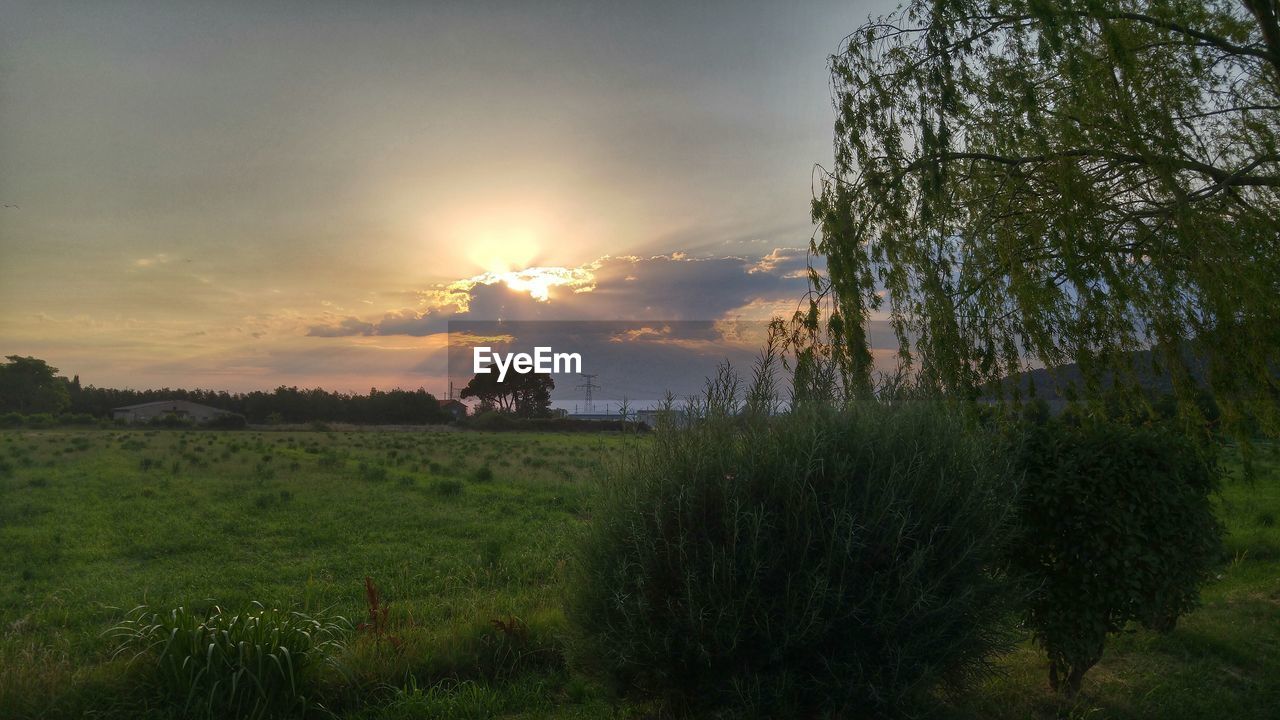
[0,429,1277,718]
[0,428,620,718]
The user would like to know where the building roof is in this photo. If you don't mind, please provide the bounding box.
[112,399,229,414]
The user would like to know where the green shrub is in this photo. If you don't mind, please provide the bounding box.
[318,450,344,469]
[431,478,464,497]
[148,414,194,429]
[569,402,1016,717]
[464,411,520,432]
[1004,418,1224,695]
[61,412,98,426]
[205,413,248,430]
[110,603,348,718]
[23,413,57,428]
[358,462,389,482]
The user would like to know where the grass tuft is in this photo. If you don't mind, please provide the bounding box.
[108,602,349,718]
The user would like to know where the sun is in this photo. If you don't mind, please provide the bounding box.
[500,267,588,301]
[460,266,593,302]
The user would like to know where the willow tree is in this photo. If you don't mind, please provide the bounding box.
[812,0,1280,435]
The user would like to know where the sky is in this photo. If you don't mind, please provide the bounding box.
[0,0,897,401]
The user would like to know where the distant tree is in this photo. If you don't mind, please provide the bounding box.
[811,0,1280,436]
[460,371,555,418]
[513,373,554,418]
[459,372,506,412]
[64,377,448,425]
[0,355,70,414]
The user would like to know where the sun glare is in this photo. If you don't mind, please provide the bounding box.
[472,266,594,302]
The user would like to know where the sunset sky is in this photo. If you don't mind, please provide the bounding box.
[0,1,896,400]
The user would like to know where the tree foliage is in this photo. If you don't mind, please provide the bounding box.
[70,384,451,425]
[0,355,70,414]
[812,0,1280,434]
[0,355,454,424]
[459,371,554,418]
[1004,415,1223,695]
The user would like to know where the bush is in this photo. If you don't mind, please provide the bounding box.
[109,603,347,718]
[22,413,56,428]
[569,402,1016,717]
[463,411,520,431]
[358,462,389,482]
[148,414,193,429]
[205,413,247,430]
[1004,418,1224,695]
[431,478,464,497]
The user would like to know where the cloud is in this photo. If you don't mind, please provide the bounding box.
[748,247,810,277]
[305,248,819,338]
[438,319,773,405]
[133,253,172,269]
[306,315,376,337]
[293,248,838,403]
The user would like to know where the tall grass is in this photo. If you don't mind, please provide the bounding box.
[109,602,349,718]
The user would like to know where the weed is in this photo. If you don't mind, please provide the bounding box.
[356,577,401,649]
[108,603,348,718]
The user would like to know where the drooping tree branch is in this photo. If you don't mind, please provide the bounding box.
[811,0,1280,436]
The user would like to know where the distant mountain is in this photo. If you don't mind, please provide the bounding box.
[983,347,1208,410]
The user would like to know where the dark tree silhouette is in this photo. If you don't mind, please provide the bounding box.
[0,355,70,414]
[460,370,555,418]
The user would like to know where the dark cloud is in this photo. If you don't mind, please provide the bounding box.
[443,320,772,405]
[305,249,819,338]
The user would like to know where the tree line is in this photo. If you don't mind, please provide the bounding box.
[0,355,453,425]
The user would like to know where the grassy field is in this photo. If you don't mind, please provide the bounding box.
[1,428,1277,718]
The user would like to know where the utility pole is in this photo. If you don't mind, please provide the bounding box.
[576,374,600,413]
